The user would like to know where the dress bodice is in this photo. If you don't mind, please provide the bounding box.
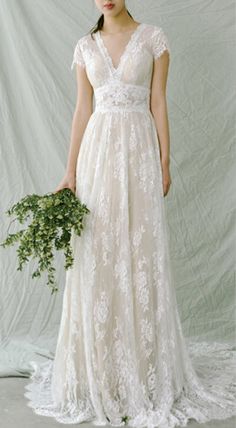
[71,23,170,113]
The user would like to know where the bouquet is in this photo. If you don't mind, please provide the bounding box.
[0,188,90,294]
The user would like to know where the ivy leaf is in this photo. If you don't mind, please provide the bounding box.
[0,188,90,294]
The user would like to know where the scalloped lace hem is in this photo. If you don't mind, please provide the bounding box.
[24,340,236,427]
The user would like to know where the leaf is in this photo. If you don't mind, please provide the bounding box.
[1,188,90,292]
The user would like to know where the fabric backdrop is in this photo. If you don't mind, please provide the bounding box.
[0,0,235,377]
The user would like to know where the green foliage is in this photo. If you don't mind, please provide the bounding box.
[106,415,129,424]
[0,188,90,295]
[121,415,130,424]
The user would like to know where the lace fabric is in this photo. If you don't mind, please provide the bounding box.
[94,81,151,113]
[71,38,86,69]
[24,22,236,427]
[24,341,236,426]
[151,27,171,60]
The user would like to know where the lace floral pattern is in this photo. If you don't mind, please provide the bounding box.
[151,27,171,60]
[71,39,86,69]
[24,22,236,427]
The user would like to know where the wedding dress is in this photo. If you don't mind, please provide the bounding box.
[24,23,236,427]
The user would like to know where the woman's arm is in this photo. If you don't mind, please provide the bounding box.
[55,64,93,193]
[66,65,93,175]
[150,51,171,196]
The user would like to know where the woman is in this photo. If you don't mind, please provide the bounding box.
[24,1,236,426]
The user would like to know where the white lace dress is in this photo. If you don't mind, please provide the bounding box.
[24,23,236,427]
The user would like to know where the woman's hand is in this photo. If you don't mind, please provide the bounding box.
[54,172,76,194]
[161,161,172,197]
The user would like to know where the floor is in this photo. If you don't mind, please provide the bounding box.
[0,377,235,428]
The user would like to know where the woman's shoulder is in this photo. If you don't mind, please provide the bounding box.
[142,23,170,57]
[74,33,89,48]
[142,23,168,37]
[76,32,95,47]
[140,23,169,44]
[71,33,91,70]
[71,32,95,69]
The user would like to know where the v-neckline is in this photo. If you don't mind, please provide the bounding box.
[96,23,145,75]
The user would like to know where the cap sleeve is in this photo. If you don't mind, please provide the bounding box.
[71,39,86,70]
[151,27,170,60]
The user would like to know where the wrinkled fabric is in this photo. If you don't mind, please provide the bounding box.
[24,23,236,427]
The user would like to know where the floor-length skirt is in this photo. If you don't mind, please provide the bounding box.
[24,109,236,427]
